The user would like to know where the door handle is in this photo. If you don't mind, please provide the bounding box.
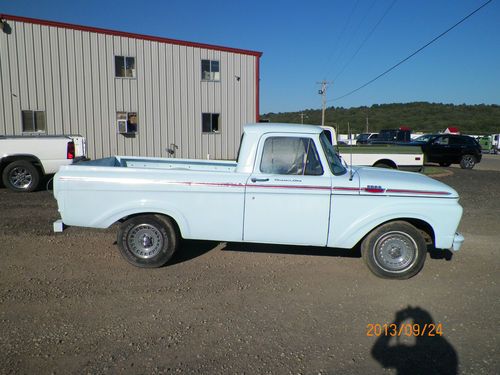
[251,177,269,183]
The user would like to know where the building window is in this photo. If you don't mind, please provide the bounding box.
[117,112,138,134]
[202,113,220,133]
[115,56,136,78]
[22,110,46,133]
[201,59,220,81]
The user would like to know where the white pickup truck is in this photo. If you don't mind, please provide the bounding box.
[53,124,463,279]
[321,127,423,171]
[0,135,86,192]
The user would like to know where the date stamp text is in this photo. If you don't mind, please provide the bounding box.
[366,323,443,337]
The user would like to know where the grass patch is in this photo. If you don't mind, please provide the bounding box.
[422,166,448,175]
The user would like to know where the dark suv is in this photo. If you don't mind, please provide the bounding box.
[414,134,482,169]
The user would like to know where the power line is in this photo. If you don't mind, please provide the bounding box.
[329,0,494,103]
[321,0,360,78]
[327,0,377,80]
[334,0,398,81]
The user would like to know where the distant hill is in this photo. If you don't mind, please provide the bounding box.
[262,102,500,134]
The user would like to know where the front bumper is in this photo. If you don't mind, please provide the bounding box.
[451,232,464,251]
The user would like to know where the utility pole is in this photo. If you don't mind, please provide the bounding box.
[366,117,369,133]
[299,113,308,124]
[316,80,332,127]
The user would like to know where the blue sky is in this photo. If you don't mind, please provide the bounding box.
[2,0,499,113]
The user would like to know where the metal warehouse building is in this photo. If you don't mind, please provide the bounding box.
[0,14,262,160]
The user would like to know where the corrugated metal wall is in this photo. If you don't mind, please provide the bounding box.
[0,18,258,160]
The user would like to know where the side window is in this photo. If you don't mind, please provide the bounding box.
[463,136,475,145]
[201,59,220,81]
[115,56,136,78]
[22,110,46,133]
[260,137,323,176]
[202,113,220,133]
[434,136,449,145]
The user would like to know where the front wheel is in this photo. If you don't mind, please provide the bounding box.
[361,221,427,279]
[117,214,179,268]
[2,161,40,192]
[460,155,476,169]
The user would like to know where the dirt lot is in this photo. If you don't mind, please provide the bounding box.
[1,159,499,374]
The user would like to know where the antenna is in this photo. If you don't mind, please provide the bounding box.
[348,122,353,181]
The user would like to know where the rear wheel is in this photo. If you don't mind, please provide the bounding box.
[460,154,476,169]
[362,221,427,279]
[117,214,179,268]
[2,161,40,192]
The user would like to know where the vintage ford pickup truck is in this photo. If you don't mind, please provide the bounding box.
[53,124,464,279]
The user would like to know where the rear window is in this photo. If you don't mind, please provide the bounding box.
[451,136,475,145]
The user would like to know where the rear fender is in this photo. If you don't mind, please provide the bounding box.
[0,154,45,174]
[67,200,191,238]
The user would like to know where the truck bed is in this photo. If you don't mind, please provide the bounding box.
[81,156,237,172]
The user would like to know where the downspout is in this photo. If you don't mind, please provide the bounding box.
[255,54,261,122]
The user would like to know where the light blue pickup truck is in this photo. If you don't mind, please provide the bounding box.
[53,124,464,279]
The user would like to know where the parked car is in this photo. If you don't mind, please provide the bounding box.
[414,134,482,169]
[356,133,379,144]
[1,135,87,192]
[53,123,463,279]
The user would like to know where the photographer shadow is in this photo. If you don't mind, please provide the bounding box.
[371,306,458,375]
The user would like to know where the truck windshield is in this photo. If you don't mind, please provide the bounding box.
[319,132,347,176]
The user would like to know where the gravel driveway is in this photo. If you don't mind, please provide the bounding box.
[1,162,499,374]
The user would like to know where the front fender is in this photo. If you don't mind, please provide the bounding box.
[328,195,462,249]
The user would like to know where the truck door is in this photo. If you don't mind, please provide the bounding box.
[243,134,331,246]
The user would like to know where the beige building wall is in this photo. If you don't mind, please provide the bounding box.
[0,15,262,160]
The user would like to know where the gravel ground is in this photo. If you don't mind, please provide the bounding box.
[0,161,499,374]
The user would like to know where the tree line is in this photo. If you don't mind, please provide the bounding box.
[262,102,500,134]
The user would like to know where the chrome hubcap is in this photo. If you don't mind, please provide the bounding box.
[127,224,164,259]
[374,231,417,273]
[463,156,474,168]
[9,167,33,189]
